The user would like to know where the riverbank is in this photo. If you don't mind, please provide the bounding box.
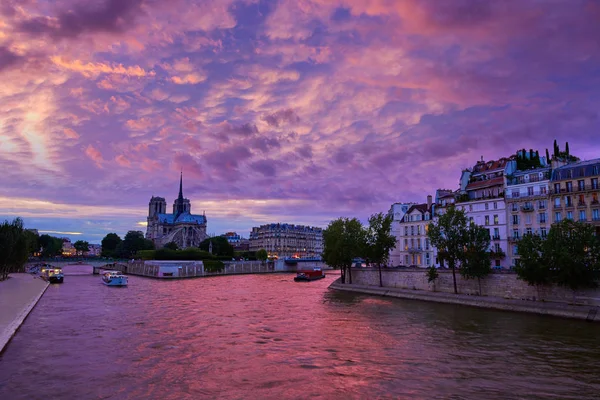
[0,274,49,353]
[329,278,600,322]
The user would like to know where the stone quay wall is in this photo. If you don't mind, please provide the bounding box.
[347,268,600,307]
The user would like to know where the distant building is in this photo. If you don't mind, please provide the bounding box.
[85,244,102,257]
[388,202,415,267]
[61,238,76,257]
[249,223,323,259]
[223,232,250,251]
[146,173,208,249]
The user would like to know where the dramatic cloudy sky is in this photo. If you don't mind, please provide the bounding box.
[1,0,600,243]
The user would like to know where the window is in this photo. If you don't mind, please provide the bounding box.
[411,238,414,248]
[540,186,547,195]
[593,209,600,221]
[495,259,501,267]
[539,200,546,209]
[592,178,599,190]
[494,243,501,253]
[565,196,573,207]
[404,226,408,235]
[512,203,519,212]
[404,239,408,250]
[554,198,561,207]
[484,202,489,210]
[512,215,519,225]
[554,183,561,193]
[494,215,499,224]
[539,212,547,224]
[469,205,473,211]
[568,170,573,179]
[579,194,585,206]
[578,180,585,191]
[513,229,520,239]
[512,190,520,198]
[418,238,422,249]
[485,215,490,225]
[555,212,562,223]
[566,181,573,192]
[418,226,422,235]
[594,165,599,175]
[411,226,414,235]
[494,228,500,239]
[493,202,497,210]
[579,210,586,221]
[593,193,599,204]
[527,186,534,196]
[405,255,409,264]
[513,245,519,255]
[526,227,532,235]
[567,211,573,220]
[541,228,547,238]
[425,239,430,250]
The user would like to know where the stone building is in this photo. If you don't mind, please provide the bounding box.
[145,174,208,249]
[394,197,434,268]
[505,152,551,267]
[549,158,600,236]
[388,202,415,267]
[249,223,323,259]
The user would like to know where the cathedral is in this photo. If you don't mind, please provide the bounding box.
[145,174,208,249]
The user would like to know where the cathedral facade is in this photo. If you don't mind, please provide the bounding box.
[145,174,208,249]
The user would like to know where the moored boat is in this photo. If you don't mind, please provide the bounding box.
[40,266,64,284]
[294,267,325,282]
[102,270,128,287]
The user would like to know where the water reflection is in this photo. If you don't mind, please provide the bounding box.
[0,270,599,399]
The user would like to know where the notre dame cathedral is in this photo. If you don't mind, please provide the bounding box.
[145,174,208,249]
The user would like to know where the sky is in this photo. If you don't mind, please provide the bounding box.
[1,0,600,243]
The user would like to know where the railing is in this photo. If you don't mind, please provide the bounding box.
[492,235,501,240]
[521,205,534,212]
[506,190,548,199]
[407,247,423,253]
[549,184,600,195]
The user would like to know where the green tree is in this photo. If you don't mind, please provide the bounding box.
[365,212,396,287]
[322,217,365,284]
[115,231,154,258]
[426,266,439,291]
[23,229,39,256]
[39,234,63,258]
[544,220,600,290]
[460,223,492,295]
[515,233,550,286]
[428,205,469,294]
[0,218,29,280]
[199,236,234,257]
[256,248,268,264]
[101,233,122,258]
[164,241,179,251]
[73,240,90,257]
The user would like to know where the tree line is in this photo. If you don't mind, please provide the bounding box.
[0,218,38,280]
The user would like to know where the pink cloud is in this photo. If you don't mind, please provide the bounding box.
[84,144,104,168]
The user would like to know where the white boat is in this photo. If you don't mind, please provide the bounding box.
[102,270,128,286]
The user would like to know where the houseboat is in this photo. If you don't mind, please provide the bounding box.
[101,271,128,287]
[294,267,326,282]
[40,266,64,284]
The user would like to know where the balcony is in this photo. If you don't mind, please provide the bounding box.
[489,250,506,259]
[506,190,548,200]
[521,204,534,212]
[492,235,501,241]
[549,184,600,195]
[408,247,423,253]
[509,237,521,243]
[577,201,587,208]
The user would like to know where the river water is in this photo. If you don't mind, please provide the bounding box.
[1,266,599,399]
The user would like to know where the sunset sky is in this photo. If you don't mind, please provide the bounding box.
[1,0,600,243]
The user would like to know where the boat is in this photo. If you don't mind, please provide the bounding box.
[294,267,326,282]
[102,270,128,286]
[40,266,64,284]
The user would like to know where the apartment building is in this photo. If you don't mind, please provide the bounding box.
[549,158,600,236]
[249,223,323,259]
[388,202,415,266]
[395,196,434,268]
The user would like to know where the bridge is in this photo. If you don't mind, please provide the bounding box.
[26,260,128,275]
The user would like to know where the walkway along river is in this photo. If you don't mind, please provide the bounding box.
[1,266,599,399]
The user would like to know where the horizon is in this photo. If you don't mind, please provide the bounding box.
[2,0,600,243]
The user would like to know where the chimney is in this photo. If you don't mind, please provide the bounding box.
[427,195,432,210]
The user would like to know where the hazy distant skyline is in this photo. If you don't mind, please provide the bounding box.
[1,0,600,242]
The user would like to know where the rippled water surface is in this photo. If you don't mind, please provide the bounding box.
[1,266,600,399]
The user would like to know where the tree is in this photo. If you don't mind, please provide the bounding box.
[39,234,63,258]
[101,233,122,258]
[73,240,90,257]
[428,205,469,294]
[460,223,492,295]
[544,220,600,290]
[198,236,234,257]
[115,231,154,258]
[256,249,268,264]
[426,266,439,291]
[545,148,550,163]
[0,218,29,280]
[365,212,396,287]
[164,241,179,251]
[515,233,550,286]
[322,217,365,284]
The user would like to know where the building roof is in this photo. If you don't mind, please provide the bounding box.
[158,212,206,225]
[551,158,600,181]
[400,203,433,222]
[471,157,510,174]
[466,176,504,191]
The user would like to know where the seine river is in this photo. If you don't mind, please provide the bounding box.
[1,266,599,399]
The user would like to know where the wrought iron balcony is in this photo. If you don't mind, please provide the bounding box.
[521,204,534,212]
[408,247,423,253]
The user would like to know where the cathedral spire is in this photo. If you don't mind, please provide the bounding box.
[178,170,184,201]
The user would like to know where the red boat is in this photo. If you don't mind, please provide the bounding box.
[294,267,325,282]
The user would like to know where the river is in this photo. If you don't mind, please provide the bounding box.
[1,266,599,399]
